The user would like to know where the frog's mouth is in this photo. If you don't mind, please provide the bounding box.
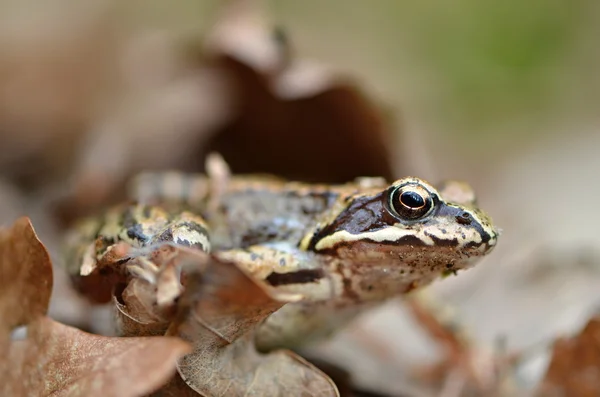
[325,238,493,270]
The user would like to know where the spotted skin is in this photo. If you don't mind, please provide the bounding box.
[64,203,210,277]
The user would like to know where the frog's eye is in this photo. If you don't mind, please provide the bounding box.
[389,184,434,220]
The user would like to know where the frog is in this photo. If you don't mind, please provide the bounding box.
[64,158,498,351]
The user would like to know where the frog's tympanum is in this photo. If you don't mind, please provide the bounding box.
[64,168,498,351]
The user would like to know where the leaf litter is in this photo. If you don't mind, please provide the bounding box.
[0,213,339,396]
[0,218,190,397]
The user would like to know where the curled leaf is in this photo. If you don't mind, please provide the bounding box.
[167,252,338,396]
[203,56,395,184]
[0,217,52,334]
[113,246,205,337]
[114,278,170,337]
[198,0,396,184]
[1,317,191,397]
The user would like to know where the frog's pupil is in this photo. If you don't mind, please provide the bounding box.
[400,191,425,208]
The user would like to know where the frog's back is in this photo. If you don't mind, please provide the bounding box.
[131,172,347,249]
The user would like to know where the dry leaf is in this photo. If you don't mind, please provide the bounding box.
[114,278,170,337]
[202,55,395,184]
[0,217,52,336]
[199,0,397,183]
[1,316,191,397]
[151,372,201,397]
[167,251,339,397]
[0,217,191,396]
[537,315,600,397]
[68,240,132,304]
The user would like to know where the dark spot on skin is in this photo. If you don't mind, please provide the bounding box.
[279,258,286,266]
[179,222,210,240]
[440,228,447,234]
[142,206,152,218]
[241,226,279,247]
[461,233,466,239]
[464,241,483,249]
[428,235,460,247]
[266,268,325,286]
[341,275,361,302]
[126,223,147,243]
[153,228,173,243]
[367,285,374,291]
[122,207,149,243]
[250,253,259,261]
[175,238,206,251]
[456,212,472,225]
[437,204,491,245]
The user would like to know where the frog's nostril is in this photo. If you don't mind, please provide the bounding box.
[455,212,472,225]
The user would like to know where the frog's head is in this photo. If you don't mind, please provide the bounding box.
[301,177,498,275]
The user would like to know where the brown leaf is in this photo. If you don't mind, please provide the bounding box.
[196,0,396,184]
[68,240,132,304]
[202,56,396,184]
[0,217,52,335]
[1,316,191,397]
[168,252,339,396]
[113,246,206,337]
[114,278,170,337]
[537,315,600,397]
[150,373,200,397]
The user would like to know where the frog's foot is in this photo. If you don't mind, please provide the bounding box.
[122,210,211,306]
[126,252,184,308]
[126,255,160,284]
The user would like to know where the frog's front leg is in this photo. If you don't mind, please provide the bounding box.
[215,243,341,302]
[79,205,210,276]
[123,208,212,284]
[215,244,375,351]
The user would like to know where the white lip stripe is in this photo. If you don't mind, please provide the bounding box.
[314,215,490,251]
[315,228,435,251]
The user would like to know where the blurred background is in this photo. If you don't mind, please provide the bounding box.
[1,0,599,395]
